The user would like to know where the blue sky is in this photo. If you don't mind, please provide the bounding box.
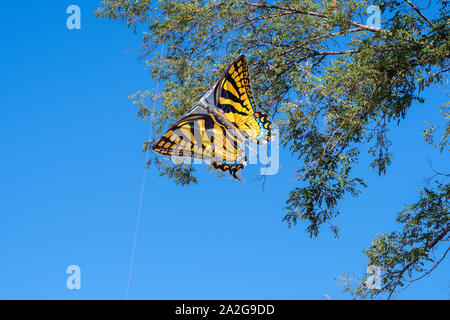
[1,1,448,299]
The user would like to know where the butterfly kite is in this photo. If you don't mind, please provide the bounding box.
[152,55,271,180]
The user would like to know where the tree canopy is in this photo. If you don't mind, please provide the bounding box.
[95,0,449,299]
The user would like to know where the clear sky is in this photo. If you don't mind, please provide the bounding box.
[1,1,448,300]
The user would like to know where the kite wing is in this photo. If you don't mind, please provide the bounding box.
[212,55,271,143]
[152,106,247,180]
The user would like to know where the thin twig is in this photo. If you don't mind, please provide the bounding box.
[403,0,435,27]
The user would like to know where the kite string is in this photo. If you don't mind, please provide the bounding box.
[125,129,150,300]
[126,44,164,300]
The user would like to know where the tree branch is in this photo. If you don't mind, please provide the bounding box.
[403,0,435,28]
[386,224,450,299]
[239,1,388,33]
[408,246,450,283]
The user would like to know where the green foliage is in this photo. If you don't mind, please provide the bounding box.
[424,102,450,152]
[339,182,449,299]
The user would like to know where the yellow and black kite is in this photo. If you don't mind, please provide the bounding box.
[152,55,271,180]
